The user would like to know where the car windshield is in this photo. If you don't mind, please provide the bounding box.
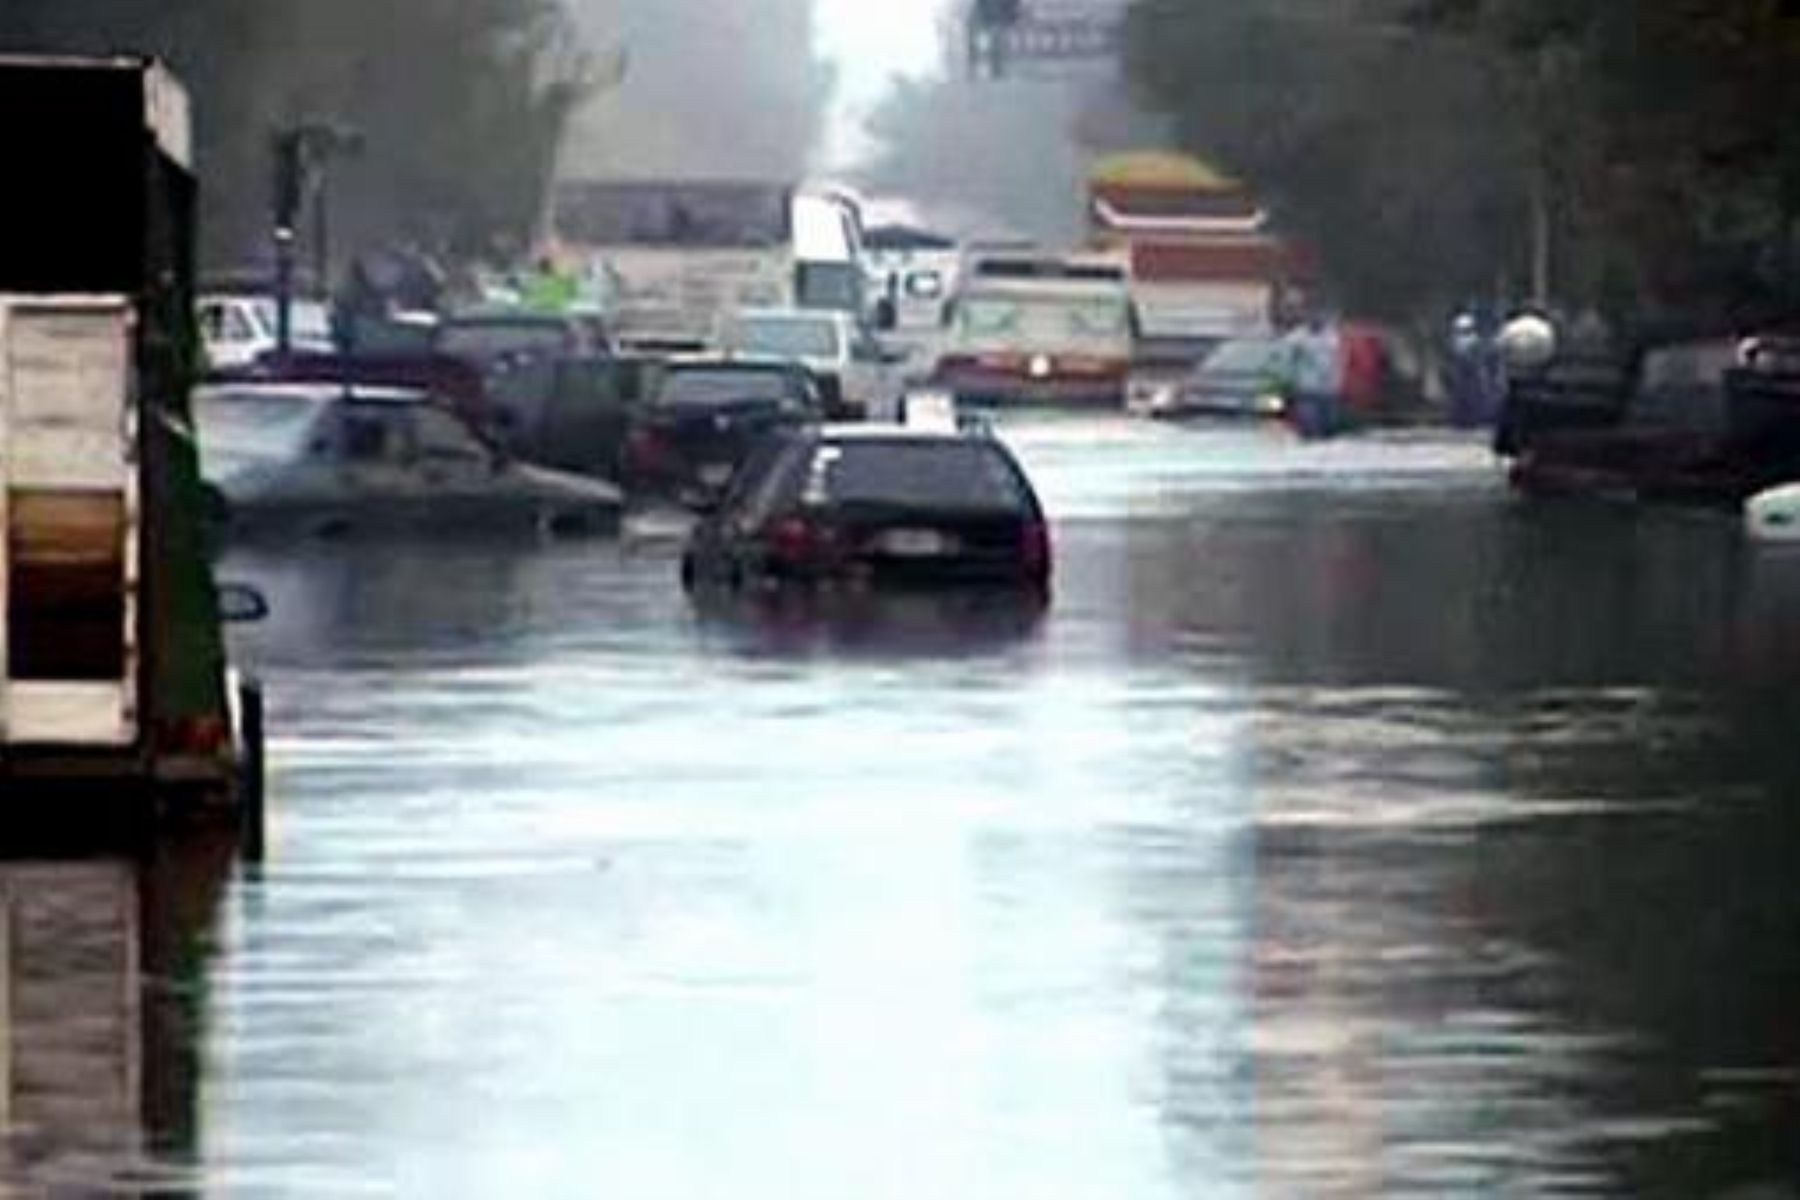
[804,439,1029,513]
[195,389,325,464]
[656,367,803,408]
[733,316,842,359]
[1199,339,1282,376]
[437,320,569,359]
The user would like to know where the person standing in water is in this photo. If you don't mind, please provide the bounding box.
[1282,313,1344,439]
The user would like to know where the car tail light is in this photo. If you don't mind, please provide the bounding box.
[163,714,231,757]
[1020,520,1051,583]
[763,516,836,566]
[626,426,667,470]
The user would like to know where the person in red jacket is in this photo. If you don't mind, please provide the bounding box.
[1337,322,1388,420]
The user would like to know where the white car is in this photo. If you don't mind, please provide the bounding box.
[195,383,623,537]
[198,294,333,369]
[719,307,904,421]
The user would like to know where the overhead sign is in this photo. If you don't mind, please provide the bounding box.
[998,14,1124,61]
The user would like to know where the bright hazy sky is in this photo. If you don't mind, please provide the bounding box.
[816,0,945,167]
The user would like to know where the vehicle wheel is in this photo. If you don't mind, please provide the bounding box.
[237,677,267,863]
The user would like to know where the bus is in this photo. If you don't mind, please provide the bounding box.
[551,180,872,346]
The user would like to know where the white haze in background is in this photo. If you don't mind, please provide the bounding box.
[815,0,944,168]
[556,0,1161,243]
[562,0,832,181]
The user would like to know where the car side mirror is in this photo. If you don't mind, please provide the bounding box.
[217,581,270,624]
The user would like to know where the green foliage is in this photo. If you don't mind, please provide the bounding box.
[1126,0,1800,325]
[0,0,597,270]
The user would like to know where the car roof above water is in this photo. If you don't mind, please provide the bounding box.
[196,381,431,407]
[813,422,976,443]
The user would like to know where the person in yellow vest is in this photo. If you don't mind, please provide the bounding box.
[521,255,579,313]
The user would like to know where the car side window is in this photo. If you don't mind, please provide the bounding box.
[223,304,258,343]
[413,405,488,463]
[338,404,409,464]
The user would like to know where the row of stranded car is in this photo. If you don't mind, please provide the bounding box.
[194,305,1056,598]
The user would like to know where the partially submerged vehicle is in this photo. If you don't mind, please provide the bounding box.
[719,307,903,420]
[433,308,608,369]
[1131,334,1288,420]
[0,56,265,841]
[621,357,823,507]
[681,423,1052,595]
[1497,328,1800,506]
[932,251,1136,408]
[195,383,622,538]
[211,343,659,484]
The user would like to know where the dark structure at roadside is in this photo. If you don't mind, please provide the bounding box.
[0,56,263,846]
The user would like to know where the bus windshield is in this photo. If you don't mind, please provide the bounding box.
[956,292,1133,348]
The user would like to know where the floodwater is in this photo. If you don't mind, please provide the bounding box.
[9,416,1800,1196]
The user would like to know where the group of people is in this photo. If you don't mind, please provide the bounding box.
[1273,306,1578,438]
[1269,316,1398,440]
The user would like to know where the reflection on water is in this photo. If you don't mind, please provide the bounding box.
[22,416,1790,1194]
[0,836,233,1195]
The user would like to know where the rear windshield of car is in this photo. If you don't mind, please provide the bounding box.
[437,320,570,359]
[803,439,1032,514]
[732,316,842,359]
[655,367,805,408]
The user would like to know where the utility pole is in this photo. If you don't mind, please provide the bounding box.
[1527,42,1563,310]
[270,121,361,354]
[1529,161,1551,308]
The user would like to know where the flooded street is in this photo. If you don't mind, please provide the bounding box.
[19,417,1800,1195]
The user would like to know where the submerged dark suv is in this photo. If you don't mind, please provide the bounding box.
[680,424,1052,594]
[622,358,822,506]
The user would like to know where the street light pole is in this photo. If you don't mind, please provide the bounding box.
[1527,42,1560,310]
[271,121,362,354]
[1529,160,1551,308]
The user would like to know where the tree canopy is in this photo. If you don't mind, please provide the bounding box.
[0,0,598,271]
[1126,0,1800,326]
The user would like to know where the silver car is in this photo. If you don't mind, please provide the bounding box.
[195,383,623,538]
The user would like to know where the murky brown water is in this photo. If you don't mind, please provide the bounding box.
[8,416,1800,1196]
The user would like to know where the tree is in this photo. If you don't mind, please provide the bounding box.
[0,0,600,271]
[1126,0,1800,326]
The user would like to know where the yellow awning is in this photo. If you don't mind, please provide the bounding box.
[1088,151,1239,192]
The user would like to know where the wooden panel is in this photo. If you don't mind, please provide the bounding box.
[6,682,133,745]
[9,491,126,568]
